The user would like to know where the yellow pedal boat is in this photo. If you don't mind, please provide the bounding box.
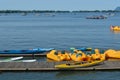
[110,26,120,31]
[55,60,104,68]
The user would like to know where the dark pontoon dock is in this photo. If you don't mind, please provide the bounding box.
[0,60,120,71]
[0,53,120,71]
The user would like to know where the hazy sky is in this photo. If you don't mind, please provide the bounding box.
[0,0,120,10]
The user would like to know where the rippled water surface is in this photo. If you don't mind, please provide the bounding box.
[0,71,120,80]
[0,12,120,80]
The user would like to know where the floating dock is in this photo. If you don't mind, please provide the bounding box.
[0,60,120,71]
[0,53,120,71]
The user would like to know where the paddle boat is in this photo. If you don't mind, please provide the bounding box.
[91,49,106,61]
[70,50,87,61]
[47,48,106,62]
[104,49,120,59]
[110,26,120,31]
[47,50,71,61]
[70,48,105,61]
[0,48,54,54]
[47,47,92,61]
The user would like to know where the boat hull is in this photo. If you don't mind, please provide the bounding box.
[0,56,23,62]
[0,48,54,54]
[55,60,104,68]
[14,59,36,62]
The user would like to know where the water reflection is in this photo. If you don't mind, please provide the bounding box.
[111,30,120,34]
[55,71,120,80]
[56,71,95,77]
[55,71,97,80]
[55,71,112,80]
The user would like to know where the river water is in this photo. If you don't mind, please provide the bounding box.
[0,12,120,80]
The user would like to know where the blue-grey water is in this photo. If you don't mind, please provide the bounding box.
[0,12,120,80]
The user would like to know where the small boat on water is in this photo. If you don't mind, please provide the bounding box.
[110,26,120,31]
[0,48,54,54]
[55,59,104,69]
[86,15,107,19]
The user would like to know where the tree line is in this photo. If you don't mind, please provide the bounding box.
[0,10,119,13]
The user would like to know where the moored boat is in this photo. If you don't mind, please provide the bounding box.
[14,59,36,62]
[0,56,23,62]
[47,50,71,61]
[47,48,106,62]
[55,59,104,68]
[104,49,120,59]
[0,48,54,54]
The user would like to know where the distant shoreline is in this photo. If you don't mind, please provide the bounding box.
[0,10,120,13]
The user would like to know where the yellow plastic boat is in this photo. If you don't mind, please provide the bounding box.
[104,49,120,59]
[47,50,71,61]
[55,60,104,68]
[110,26,120,31]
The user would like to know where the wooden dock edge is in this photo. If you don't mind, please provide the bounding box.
[1,67,120,71]
[0,61,120,71]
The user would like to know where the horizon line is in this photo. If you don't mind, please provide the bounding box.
[0,9,117,11]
